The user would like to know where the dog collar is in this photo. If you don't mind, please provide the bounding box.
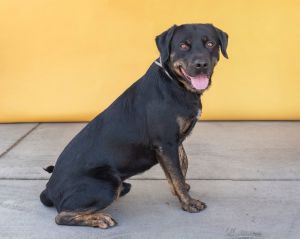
[154,57,174,80]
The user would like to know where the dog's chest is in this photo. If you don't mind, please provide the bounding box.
[174,92,201,139]
[176,109,200,142]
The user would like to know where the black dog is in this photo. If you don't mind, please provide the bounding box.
[40,23,228,229]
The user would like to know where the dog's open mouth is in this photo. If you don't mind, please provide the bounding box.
[180,67,210,90]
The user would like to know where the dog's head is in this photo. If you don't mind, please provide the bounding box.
[156,24,228,93]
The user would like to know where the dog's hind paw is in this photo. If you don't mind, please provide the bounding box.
[55,211,117,229]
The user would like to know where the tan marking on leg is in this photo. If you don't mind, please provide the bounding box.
[159,157,176,195]
[176,118,192,191]
[178,144,188,178]
[178,144,190,191]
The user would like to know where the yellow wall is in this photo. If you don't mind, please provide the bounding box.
[1,0,300,122]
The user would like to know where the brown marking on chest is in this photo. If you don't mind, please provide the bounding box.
[177,116,196,137]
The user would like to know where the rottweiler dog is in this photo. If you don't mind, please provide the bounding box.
[40,23,228,229]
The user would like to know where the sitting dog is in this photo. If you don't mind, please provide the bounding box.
[40,23,228,229]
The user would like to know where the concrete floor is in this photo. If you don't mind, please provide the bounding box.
[0,122,299,239]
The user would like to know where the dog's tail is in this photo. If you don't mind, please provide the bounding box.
[40,165,54,207]
[43,165,54,173]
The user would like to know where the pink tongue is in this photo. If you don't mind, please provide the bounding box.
[190,75,209,90]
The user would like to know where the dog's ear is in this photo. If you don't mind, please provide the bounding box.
[155,25,177,66]
[214,26,229,59]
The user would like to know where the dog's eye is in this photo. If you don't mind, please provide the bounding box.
[179,43,190,50]
[206,41,215,48]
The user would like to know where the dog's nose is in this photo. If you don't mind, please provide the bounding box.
[194,60,209,70]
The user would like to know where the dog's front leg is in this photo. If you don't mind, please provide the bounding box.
[162,144,190,196]
[155,143,206,212]
[178,144,190,192]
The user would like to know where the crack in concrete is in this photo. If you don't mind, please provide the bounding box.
[0,123,40,159]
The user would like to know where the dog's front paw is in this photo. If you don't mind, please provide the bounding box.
[181,198,207,213]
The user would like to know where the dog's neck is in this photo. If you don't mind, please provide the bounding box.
[151,58,202,115]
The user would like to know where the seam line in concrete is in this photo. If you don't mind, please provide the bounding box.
[0,123,40,159]
[133,178,300,181]
[1,178,300,181]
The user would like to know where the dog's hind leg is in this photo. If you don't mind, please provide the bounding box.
[55,210,116,229]
[55,176,121,228]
